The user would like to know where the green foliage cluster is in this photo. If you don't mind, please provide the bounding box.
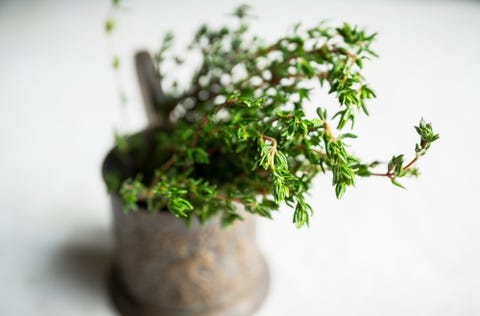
[106,4,438,228]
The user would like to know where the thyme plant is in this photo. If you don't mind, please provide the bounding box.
[105,4,438,228]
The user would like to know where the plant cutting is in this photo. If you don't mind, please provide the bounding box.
[102,3,438,316]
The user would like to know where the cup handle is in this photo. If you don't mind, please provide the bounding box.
[135,51,166,127]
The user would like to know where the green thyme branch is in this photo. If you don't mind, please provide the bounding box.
[323,121,337,141]
[367,119,439,187]
[369,147,423,179]
[109,4,439,228]
[104,0,127,105]
[260,135,278,170]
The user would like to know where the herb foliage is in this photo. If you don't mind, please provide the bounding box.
[105,4,438,228]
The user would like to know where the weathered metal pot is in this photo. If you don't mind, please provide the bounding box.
[102,136,270,316]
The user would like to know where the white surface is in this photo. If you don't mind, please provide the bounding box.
[1,0,479,315]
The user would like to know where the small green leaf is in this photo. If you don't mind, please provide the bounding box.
[391,178,406,189]
[338,133,357,140]
[335,183,346,199]
[105,19,115,33]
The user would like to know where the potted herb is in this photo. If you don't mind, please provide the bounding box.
[102,4,438,316]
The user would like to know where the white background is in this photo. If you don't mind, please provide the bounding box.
[1,0,479,315]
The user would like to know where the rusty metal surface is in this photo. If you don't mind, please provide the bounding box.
[110,195,270,316]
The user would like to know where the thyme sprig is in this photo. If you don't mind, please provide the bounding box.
[368,119,439,188]
[108,4,438,228]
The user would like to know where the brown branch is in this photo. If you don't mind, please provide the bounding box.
[269,114,294,125]
[261,135,278,170]
[348,53,357,67]
[312,148,328,158]
[369,172,393,179]
[145,153,178,196]
[369,143,427,178]
[402,156,419,171]
[294,145,328,159]
[324,121,337,141]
